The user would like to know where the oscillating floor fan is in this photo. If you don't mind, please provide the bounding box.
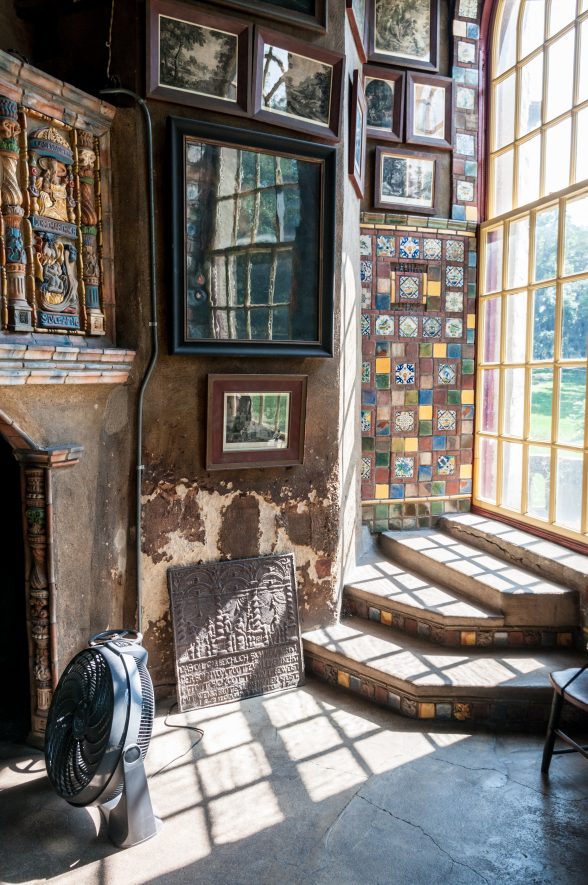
[44,629,161,848]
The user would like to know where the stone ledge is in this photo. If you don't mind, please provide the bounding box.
[0,339,135,385]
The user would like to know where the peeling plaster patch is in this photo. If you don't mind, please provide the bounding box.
[218,495,260,558]
[143,610,173,685]
[142,483,205,563]
[104,386,129,435]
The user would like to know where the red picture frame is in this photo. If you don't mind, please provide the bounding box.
[346,0,368,63]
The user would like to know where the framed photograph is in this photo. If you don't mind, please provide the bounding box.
[147,0,252,115]
[346,0,368,63]
[406,72,453,150]
[213,1,327,33]
[169,117,336,357]
[368,0,439,72]
[364,64,404,142]
[374,146,440,215]
[349,70,367,198]
[207,375,307,469]
[252,27,345,141]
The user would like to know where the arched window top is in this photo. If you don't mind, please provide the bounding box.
[489,0,588,219]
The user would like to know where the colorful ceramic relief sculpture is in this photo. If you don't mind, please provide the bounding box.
[78,130,105,334]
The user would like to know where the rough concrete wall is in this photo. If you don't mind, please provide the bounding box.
[0,2,32,59]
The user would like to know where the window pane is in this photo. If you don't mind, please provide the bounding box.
[504,368,526,436]
[579,20,588,105]
[576,108,588,182]
[482,297,502,362]
[507,217,529,288]
[492,150,514,216]
[564,194,588,276]
[519,53,543,136]
[534,206,558,282]
[502,441,523,511]
[545,118,572,194]
[505,292,528,362]
[484,228,503,293]
[555,450,583,530]
[558,367,586,446]
[517,136,541,207]
[494,74,516,149]
[480,369,500,432]
[530,367,553,441]
[562,282,588,360]
[531,286,556,360]
[520,0,545,59]
[527,445,551,520]
[549,0,576,36]
[496,0,521,74]
[478,436,498,502]
[546,31,575,121]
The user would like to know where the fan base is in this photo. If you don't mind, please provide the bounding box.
[100,744,162,849]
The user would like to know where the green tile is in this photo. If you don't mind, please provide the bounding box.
[362,438,375,451]
[376,451,390,467]
[462,359,475,375]
[376,374,390,389]
[418,516,431,527]
[375,504,389,518]
[389,502,403,516]
[419,420,433,436]
[431,481,446,496]
[374,520,389,532]
[419,343,433,357]
[447,390,461,404]
[431,500,446,516]
[404,390,419,404]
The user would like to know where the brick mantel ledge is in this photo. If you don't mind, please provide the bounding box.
[0,336,135,385]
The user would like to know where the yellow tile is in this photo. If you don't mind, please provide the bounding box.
[427,280,441,297]
[375,484,389,499]
[557,632,573,647]
[460,464,472,479]
[461,631,477,646]
[405,437,419,452]
[419,703,436,719]
[433,343,447,358]
[338,671,350,688]
[462,390,475,404]
[376,357,391,373]
[381,610,392,626]
[467,313,476,329]
[419,405,433,420]
[391,437,404,452]
[466,205,479,222]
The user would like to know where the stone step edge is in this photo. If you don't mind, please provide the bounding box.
[343,591,581,650]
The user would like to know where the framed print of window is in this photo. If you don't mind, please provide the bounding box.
[406,72,453,150]
[368,0,439,72]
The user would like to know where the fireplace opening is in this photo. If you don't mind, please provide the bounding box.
[0,434,30,742]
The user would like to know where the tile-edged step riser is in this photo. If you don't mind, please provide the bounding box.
[344,591,579,650]
[378,532,579,627]
[440,514,588,596]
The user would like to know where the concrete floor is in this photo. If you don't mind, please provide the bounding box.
[1,679,587,885]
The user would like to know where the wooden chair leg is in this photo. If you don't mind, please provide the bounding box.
[541,691,564,775]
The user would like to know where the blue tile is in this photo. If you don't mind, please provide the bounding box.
[460,480,473,494]
[376,293,391,310]
[467,23,480,39]
[419,465,432,481]
[467,329,476,344]
[436,704,453,720]
[432,435,447,450]
[465,161,478,178]
[447,344,462,358]
[465,68,479,86]
[368,608,380,623]
[419,389,433,404]
[362,390,377,405]
[452,204,466,221]
[468,252,477,267]
[349,675,362,691]
[452,66,466,83]
[390,484,405,499]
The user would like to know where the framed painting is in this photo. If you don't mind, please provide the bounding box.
[349,70,367,198]
[169,117,336,357]
[207,375,307,469]
[368,0,439,72]
[374,146,440,215]
[146,0,252,115]
[364,64,404,142]
[252,27,345,141]
[213,0,327,32]
[406,72,453,150]
[346,0,368,63]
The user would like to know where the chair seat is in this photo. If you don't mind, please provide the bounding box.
[550,668,588,712]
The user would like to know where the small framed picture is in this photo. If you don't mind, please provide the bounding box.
[349,71,367,198]
[214,0,327,32]
[364,64,404,142]
[207,375,307,470]
[368,0,439,72]
[147,0,252,116]
[346,0,368,63]
[406,72,453,150]
[374,146,440,215]
[252,27,345,141]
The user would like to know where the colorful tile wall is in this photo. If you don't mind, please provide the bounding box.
[360,215,477,532]
[452,1,482,223]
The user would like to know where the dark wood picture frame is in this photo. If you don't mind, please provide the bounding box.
[349,70,367,198]
[213,0,327,33]
[364,64,404,142]
[207,374,307,470]
[252,27,345,142]
[406,71,453,150]
[368,0,439,72]
[169,116,336,357]
[146,0,252,116]
[374,146,440,215]
[346,0,368,63]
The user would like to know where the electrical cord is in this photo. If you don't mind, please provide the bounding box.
[148,684,204,779]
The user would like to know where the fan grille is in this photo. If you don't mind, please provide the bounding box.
[45,648,114,799]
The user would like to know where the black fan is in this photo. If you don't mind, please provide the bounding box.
[45,630,161,848]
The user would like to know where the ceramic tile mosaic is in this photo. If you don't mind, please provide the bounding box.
[399,275,420,300]
[394,456,415,478]
[446,292,464,313]
[399,316,418,337]
[362,361,371,383]
[423,238,442,260]
[445,240,465,262]
[394,410,416,432]
[457,180,475,202]
[446,265,464,288]
[459,0,478,19]
[399,237,420,259]
[360,234,372,256]
[437,409,457,431]
[376,235,395,257]
[375,315,394,336]
[423,317,442,338]
[361,313,371,336]
[458,40,476,63]
[361,288,372,308]
[438,363,457,385]
[361,410,372,432]
[395,363,416,384]
[361,260,373,282]
[437,454,457,475]
[445,318,464,338]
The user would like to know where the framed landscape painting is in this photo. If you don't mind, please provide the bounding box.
[406,72,453,149]
[169,117,336,357]
[374,146,440,215]
[368,0,439,72]
[364,64,404,142]
[252,28,345,141]
[207,375,307,469]
[147,0,251,115]
[346,0,368,63]
[214,0,327,32]
[349,70,367,198]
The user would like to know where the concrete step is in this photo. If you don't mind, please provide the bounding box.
[440,513,588,597]
[303,617,584,726]
[379,528,580,628]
